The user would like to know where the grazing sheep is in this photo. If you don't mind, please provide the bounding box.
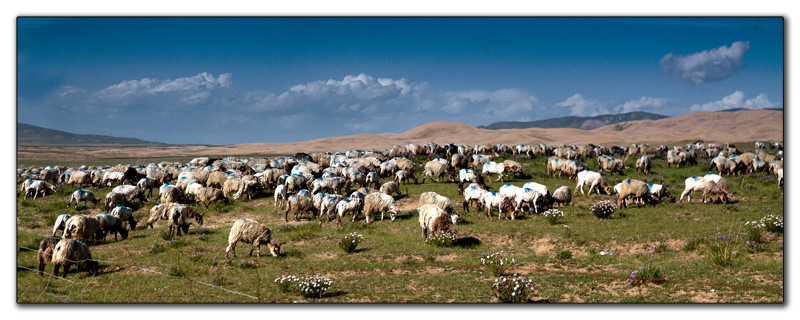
[451,153,469,170]
[522,181,552,212]
[598,155,625,175]
[104,191,125,210]
[575,170,612,195]
[472,154,493,170]
[136,177,160,199]
[205,171,230,188]
[37,236,61,276]
[503,160,524,177]
[702,179,731,204]
[462,183,487,213]
[51,238,98,278]
[52,214,71,237]
[68,190,100,209]
[709,156,729,174]
[418,192,459,224]
[547,157,568,178]
[362,192,398,223]
[421,160,454,184]
[284,190,315,222]
[318,194,344,224]
[285,173,308,193]
[96,213,128,241]
[379,181,402,197]
[110,184,148,206]
[274,184,288,208]
[480,191,516,220]
[615,178,654,208]
[166,204,201,237]
[65,170,93,188]
[481,161,505,184]
[64,215,102,242]
[159,185,184,204]
[311,176,348,195]
[365,171,380,189]
[777,168,783,187]
[110,206,137,230]
[336,197,363,227]
[647,184,672,204]
[223,178,256,201]
[23,180,57,200]
[145,203,176,228]
[636,155,652,174]
[457,168,488,195]
[751,157,768,174]
[379,161,398,178]
[225,218,283,259]
[418,204,450,240]
[394,169,418,185]
[195,187,227,208]
[101,171,126,187]
[551,186,572,207]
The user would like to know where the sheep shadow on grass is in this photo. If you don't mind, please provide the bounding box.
[453,236,481,249]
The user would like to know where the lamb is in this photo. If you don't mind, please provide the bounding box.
[37,236,62,276]
[418,192,459,224]
[195,186,228,208]
[635,155,652,174]
[379,181,402,197]
[223,178,256,201]
[362,192,398,223]
[96,213,129,241]
[421,160,454,183]
[274,184,288,208]
[615,178,654,208]
[52,214,71,237]
[702,180,731,204]
[481,161,505,183]
[480,191,517,220]
[51,238,98,278]
[64,215,102,241]
[462,183,488,213]
[418,204,451,240]
[335,197,364,227]
[107,206,136,230]
[68,190,100,209]
[647,184,672,204]
[284,190,315,222]
[225,218,284,259]
[551,186,572,207]
[575,170,612,195]
[394,169,418,185]
[136,177,160,199]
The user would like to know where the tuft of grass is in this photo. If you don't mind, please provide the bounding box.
[683,237,703,252]
[556,250,573,260]
[707,232,740,267]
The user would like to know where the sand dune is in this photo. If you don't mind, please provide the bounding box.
[17,110,783,162]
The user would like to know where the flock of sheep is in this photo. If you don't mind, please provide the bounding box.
[18,140,784,278]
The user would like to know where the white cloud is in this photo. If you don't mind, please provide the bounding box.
[614,96,670,113]
[441,88,537,116]
[94,72,232,104]
[556,93,609,116]
[660,41,750,84]
[689,91,778,112]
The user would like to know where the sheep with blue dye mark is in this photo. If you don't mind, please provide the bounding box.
[365,171,381,189]
[159,185,184,204]
[52,214,71,237]
[284,189,314,222]
[615,178,654,208]
[422,159,454,184]
[480,191,516,220]
[318,194,343,224]
[51,238,98,278]
[23,180,57,200]
[522,181,552,212]
[110,184,148,206]
[68,189,100,209]
[96,213,128,241]
[636,155,652,174]
[575,170,612,195]
[462,183,487,213]
[311,176,347,195]
[110,206,137,230]
[195,186,228,208]
[379,181,402,197]
[225,218,284,259]
[136,177,160,199]
[481,161,505,184]
[166,204,202,236]
[65,170,93,187]
[336,197,363,227]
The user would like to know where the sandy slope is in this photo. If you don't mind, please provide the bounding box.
[17,110,783,161]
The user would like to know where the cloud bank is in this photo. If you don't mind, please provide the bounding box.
[660,41,750,84]
[689,91,778,112]
[556,94,670,117]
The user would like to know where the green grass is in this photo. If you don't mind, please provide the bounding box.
[15,143,783,303]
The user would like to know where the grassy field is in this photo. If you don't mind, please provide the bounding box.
[15,143,784,303]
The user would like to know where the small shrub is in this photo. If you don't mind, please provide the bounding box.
[744,241,768,253]
[492,274,535,303]
[760,214,783,234]
[423,255,436,263]
[683,237,703,252]
[556,250,573,260]
[296,275,334,299]
[338,232,364,254]
[166,238,187,249]
[707,232,740,267]
[237,260,256,269]
[589,200,617,219]
[541,209,564,225]
[653,243,669,254]
[196,233,210,241]
[149,244,166,254]
[480,251,515,276]
[626,264,664,286]
[167,266,184,277]
[425,230,456,247]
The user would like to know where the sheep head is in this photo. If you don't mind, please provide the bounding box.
[267,242,285,257]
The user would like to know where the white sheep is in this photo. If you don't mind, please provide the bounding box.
[23,180,57,200]
[418,204,450,240]
[421,160,454,184]
[481,161,505,184]
[362,192,398,223]
[101,170,125,187]
[68,190,100,209]
[636,155,652,174]
[418,192,459,224]
[457,168,488,194]
[110,206,137,230]
[225,218,283,259]
[480,191,516,220]
[499,184,545,215]
[110,184,148,206]
[318,194,344,223]
[159,185,184,204]
[136,177,160,199]
[379,181,402,197]
[284,189,314,222]
[522,181,552,212]
[394,169,418,185]
[64,215,101,241]
[52,214,71,237]
[616,178,653,208]
[195,186,228,208]
[575,170,612,195]
[311,176,347,195]
[336,197,363,227]
[274,184,288,208]
[551,186,572,207]
[365,171,380,189]
[777,168,783,187]
[462,184,487,213]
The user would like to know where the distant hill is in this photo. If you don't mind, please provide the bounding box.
[718,107,784,112]
[478,111,670,130]
[17,123,168,146]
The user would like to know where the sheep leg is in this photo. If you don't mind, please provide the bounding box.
[61,264,71,278]
[225,240,237,259]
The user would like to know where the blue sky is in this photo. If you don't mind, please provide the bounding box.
[17,17,784,144]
